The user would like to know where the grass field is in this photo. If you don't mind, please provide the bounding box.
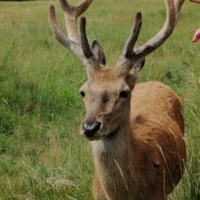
[0,0,200,199]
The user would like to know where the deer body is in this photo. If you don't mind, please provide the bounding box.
[92,81,185,200]
[48,0,186,199]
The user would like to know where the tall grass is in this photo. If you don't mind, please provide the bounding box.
[0,0,200,199]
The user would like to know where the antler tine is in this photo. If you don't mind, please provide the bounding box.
[79,17,93,59]
[116,0,185,73]
[122,12,142,58]
[48,2,84,60]
[174,0,185,21]
[48,0,99,69]
[60,0,93,16]
[135,0,177,56]
[79,17,100,69]
[58,0,93,43]
[48,3,73,50]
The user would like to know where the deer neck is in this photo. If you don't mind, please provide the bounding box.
[91,120,138,199]
[91,121,132,160]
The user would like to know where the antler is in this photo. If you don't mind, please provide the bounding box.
[48,0,184,74]
[48,0,100,69]
[116,0,185,74]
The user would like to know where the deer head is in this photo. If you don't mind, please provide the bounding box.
[48,0,184,140]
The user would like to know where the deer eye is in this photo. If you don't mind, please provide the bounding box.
[119,91,130,98]
[79,90,85,97]
[102,94,109,104]
[103,98,109,104]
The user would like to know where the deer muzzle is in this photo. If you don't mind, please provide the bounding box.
[82,121,101,138]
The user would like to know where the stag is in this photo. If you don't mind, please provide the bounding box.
[48,0,186,199]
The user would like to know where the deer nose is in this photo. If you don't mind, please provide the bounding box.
[82,122,101,137]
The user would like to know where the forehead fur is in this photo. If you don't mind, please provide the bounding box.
[83,66,130,94]
[88,66,122,82]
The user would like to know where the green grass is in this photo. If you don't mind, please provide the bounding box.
[0,0,200,199]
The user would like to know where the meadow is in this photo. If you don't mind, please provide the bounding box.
[0,0,200,199]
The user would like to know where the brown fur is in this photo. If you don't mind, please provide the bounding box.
[79,67,186,200]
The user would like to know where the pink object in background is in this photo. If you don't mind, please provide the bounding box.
[192,29,200,43]
[189,0,200,42]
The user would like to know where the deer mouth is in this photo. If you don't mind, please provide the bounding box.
[81,129,107,141]
[84,135,104,141]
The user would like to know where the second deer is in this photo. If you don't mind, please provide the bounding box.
[48,0,186,199]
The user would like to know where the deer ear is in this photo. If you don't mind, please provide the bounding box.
[91,40,106,65]
[125,58,145,90]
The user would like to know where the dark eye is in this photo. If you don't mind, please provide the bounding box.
[119,91,129,98]
[79,91,85,97]
[102,94,109,104]
[103,98,109,104]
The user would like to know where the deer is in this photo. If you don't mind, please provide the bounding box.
[48,0,186,199]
